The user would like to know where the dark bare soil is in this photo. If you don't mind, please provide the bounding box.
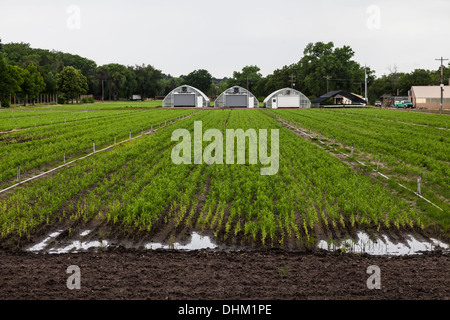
[0,248,448,300]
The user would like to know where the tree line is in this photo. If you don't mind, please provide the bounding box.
[1,40,448,107]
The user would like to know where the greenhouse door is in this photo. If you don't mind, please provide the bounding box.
[277,96,299,108]
[272,98,278,109]
[197,96,203,108]
[174,94,196,107]
[248,97,254,108]
[226,95,247,108]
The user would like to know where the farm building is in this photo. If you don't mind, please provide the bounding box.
[214,86,259,109]
[163,85,210,108]
[311,90,367,106]
[409,86,450,109]
[263,88,311,109]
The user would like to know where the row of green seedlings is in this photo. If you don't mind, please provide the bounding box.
[328,108,449,129]
[272,112,432,224]
[0,109,143,131]
[278,111,449,211]
[0,111,203,237]
[271,111,422,232]
[269,109,449,192]
[6,111,197,186]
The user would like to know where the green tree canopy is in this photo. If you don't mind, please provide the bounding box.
[297,42,373,97]
[19,63,46,105]
[227,65,263,92]
[0,54,24,107]
[182,69,212,94]
[56,66,88,103]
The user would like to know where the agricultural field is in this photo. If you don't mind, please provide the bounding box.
[0,104,449,300]
[0,105,448,249]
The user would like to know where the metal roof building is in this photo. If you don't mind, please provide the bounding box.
[163,85,210,108]
[311,90,367,106]
[410,86,450,109]
[263,88,311,109]
[214,86,258,109]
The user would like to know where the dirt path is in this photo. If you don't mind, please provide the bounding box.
[0,249,448,300]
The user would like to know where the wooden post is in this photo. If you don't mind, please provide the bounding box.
[351,144,354,157]
[376,154,381,172]
[93,141,95,153]
[417,176,421,195]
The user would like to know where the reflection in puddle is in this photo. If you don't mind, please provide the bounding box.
[27,230,64,252]
[47,240,109,254]
[145,232,217,250]
[80,230,92,237]
[317,232,449,255]
[27,231,216,254]
[26,228,448,255]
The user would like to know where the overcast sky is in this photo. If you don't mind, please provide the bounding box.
[1,0,449,78]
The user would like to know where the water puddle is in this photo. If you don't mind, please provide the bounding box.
[26,230,217,254]
[27,230,64,252]
[144,232,217,250]
[80,230,92,237]
[47,240,110,254]
[317,232,449,255]
[26,228,448,255]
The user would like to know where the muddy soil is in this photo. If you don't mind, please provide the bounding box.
[0,248,448,300]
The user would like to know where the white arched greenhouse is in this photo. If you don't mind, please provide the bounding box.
[214,86,259,109]
[263,88,311,109]
[163,85,210,108]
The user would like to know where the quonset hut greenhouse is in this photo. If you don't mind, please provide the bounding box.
[163,85,210,108]
[263,88,311,109]
[214,86,259,109]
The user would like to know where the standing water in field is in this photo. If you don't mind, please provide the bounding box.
[26,230,217,253]
[317,231,449,255]
[27,230,64,252]
[25,228,448,255]
[144,232,217,251]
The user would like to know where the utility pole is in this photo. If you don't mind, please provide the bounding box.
[364,65,368,105]
[324,75,331,92]
[435,57,448,114]
[290,75,295,88]
[101,79,105,103]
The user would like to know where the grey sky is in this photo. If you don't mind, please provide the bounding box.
[1,0,449,78]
